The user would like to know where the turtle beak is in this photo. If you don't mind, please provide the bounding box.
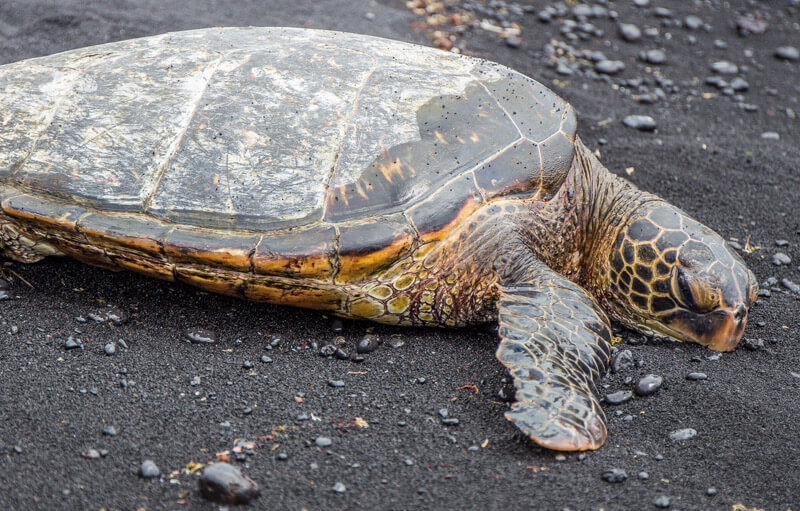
[665,303,748,352]
[703,303,748,351]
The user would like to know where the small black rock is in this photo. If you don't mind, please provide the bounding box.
[318,344,336,357]
[653,495,671,508]
[356,334,381,354]
[139,459,160,479]
[634,374,663,396]
[612,349,634,373]
[775,46,799,61]
[605,390,633,405]
[602,468,627,483]
[623,115,657,131]
[185,328,216,344]
[198,462,260,505]
[315,436,333,447]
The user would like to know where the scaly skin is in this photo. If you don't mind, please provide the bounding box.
[347,137,756,354]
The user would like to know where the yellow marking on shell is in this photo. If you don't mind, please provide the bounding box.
[413,242,437,260]
[445,296,453,305]
[445,319,456,327]
[368,285,393,300]
[350,297,385,319]
[378,158,404,184]
[425,281,440,291]
[421,291,434,305]
[419,312,434,322]
[106,249,174,280]
[420,303,432,313]
[253,251,333,278]
[355,180,369,200]
[336,234,414,284]
[393,274,415,291]
[245,276,343,311]
[445,274,457,285]
[174,266,245,298]
[337,185,350,206]
[418,196,481,244]
[387,295,410,314]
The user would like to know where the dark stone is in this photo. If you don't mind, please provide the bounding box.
[623,115,657,131]
[605,390,633,405]
[198,462,260,505]
[619,23,642,41]
[595,59,625,74]
[602,468,628,483]
[185,328,216,344]
[634,374,663,396]
[775,46,799,61]
[139,460,160,479]
[356,334,381,354]
[669,428,697,441]
[653,495,671,508]
[611,350,635,373]
[315,436,332,447]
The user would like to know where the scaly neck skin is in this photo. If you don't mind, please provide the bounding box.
[520,138,661,315]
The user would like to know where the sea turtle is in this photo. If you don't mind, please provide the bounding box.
[0,27,757,451]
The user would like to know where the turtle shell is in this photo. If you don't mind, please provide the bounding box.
[0,27,576,288]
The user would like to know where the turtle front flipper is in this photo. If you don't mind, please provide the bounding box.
[496,263,613,451]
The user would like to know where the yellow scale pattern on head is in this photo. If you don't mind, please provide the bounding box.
[603,204,732,320]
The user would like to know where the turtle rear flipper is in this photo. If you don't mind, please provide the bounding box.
[496,264,613,451]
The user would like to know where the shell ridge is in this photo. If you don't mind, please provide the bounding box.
[464,136,525,197]
[9,66,84,179]
[321,60,380,221]
[470,74,525,141]
[141,52,225,212]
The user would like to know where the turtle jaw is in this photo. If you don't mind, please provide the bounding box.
[643,305,748,352]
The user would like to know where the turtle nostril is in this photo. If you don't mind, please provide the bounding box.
[733,304,746,325]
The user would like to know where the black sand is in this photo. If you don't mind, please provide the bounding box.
[0,1,798,509]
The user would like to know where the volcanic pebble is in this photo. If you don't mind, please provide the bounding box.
[640,49,667,64]
[315,436,333,447]
[139,460,160,479]
[198,462,260,505]
[773,252,791,265]
[653,495,671,508]
[619,23,642,41]
[595,60,625,74]
[775,46,799,61]
[623,115,657,131]
[602,468,628,483]
[356,334,381,354]
[711,61,738,74]
[634,374,663,395]
[605,390,633,405]
[669,428,697,441]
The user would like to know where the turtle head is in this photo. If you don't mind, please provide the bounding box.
[604,203,757,351]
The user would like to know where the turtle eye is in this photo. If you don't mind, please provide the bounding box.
[671,267,719,313]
